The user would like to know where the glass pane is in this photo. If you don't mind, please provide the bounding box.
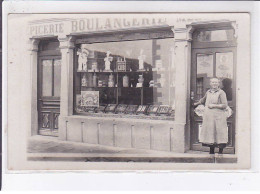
[42,59,52,96]
[216,52,233,101]
[196,54,213,99]
[53,59,61,97]
[75,38,175,114]
[193,29,234,42]
[216,52,233,79]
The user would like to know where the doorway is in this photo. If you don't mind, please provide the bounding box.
[37,40,61,136]
[190,27,237,154]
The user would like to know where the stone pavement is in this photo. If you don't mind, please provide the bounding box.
[27,135,237,163]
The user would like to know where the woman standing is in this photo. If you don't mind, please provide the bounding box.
[194,78,228,155]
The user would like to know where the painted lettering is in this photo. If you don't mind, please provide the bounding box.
[44,25,48,34]
[86,19,94,30]
[49,24,54,34]
[59,23,64,33]
[123,19,130,27]
[104,19,112,29]
[114,18,122,28]
[95,18,103,30]
[142,18,150,25]
[132,18,139,26]
[79,20,85,31]
[71,21,78,32]
[29,17,168,36]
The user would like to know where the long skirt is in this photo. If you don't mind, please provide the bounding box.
[199,107,228,146]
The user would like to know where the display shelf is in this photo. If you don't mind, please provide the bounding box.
[77,70,155,73]
[75,111,175,121]
[80,86,162,89]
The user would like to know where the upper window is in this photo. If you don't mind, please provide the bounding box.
[193,29,234,42]
[74,37,175,120]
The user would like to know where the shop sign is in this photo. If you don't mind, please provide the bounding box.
[29,17,167,36]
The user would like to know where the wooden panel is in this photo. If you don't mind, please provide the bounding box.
[53,112,60,130]
[40,112,51,129]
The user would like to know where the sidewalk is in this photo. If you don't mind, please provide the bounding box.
[27,135,237,163]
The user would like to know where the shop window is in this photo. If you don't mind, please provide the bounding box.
[74,38,175,120]
[193,29,234,42]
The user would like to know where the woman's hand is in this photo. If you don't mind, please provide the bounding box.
[208,104,216,109]
[193,102,200,107]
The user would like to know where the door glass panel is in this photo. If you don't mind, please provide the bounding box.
[42,59,53,96]
[196,54,213,99]
[216,52,233,79]
[216,52,233,101]
[53,59,61,97]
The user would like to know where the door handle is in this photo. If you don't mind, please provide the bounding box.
[191,91,195,100]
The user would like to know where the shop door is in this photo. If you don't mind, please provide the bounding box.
[38,56,61,136]
[190,46,236,154]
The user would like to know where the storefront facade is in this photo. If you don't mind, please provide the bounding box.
[27,15,239,153]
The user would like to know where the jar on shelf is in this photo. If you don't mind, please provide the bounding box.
[123,74,129,87]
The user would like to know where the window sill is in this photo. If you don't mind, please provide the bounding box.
[66,112,175,123]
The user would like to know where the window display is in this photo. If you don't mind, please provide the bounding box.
[74,38,175,120]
